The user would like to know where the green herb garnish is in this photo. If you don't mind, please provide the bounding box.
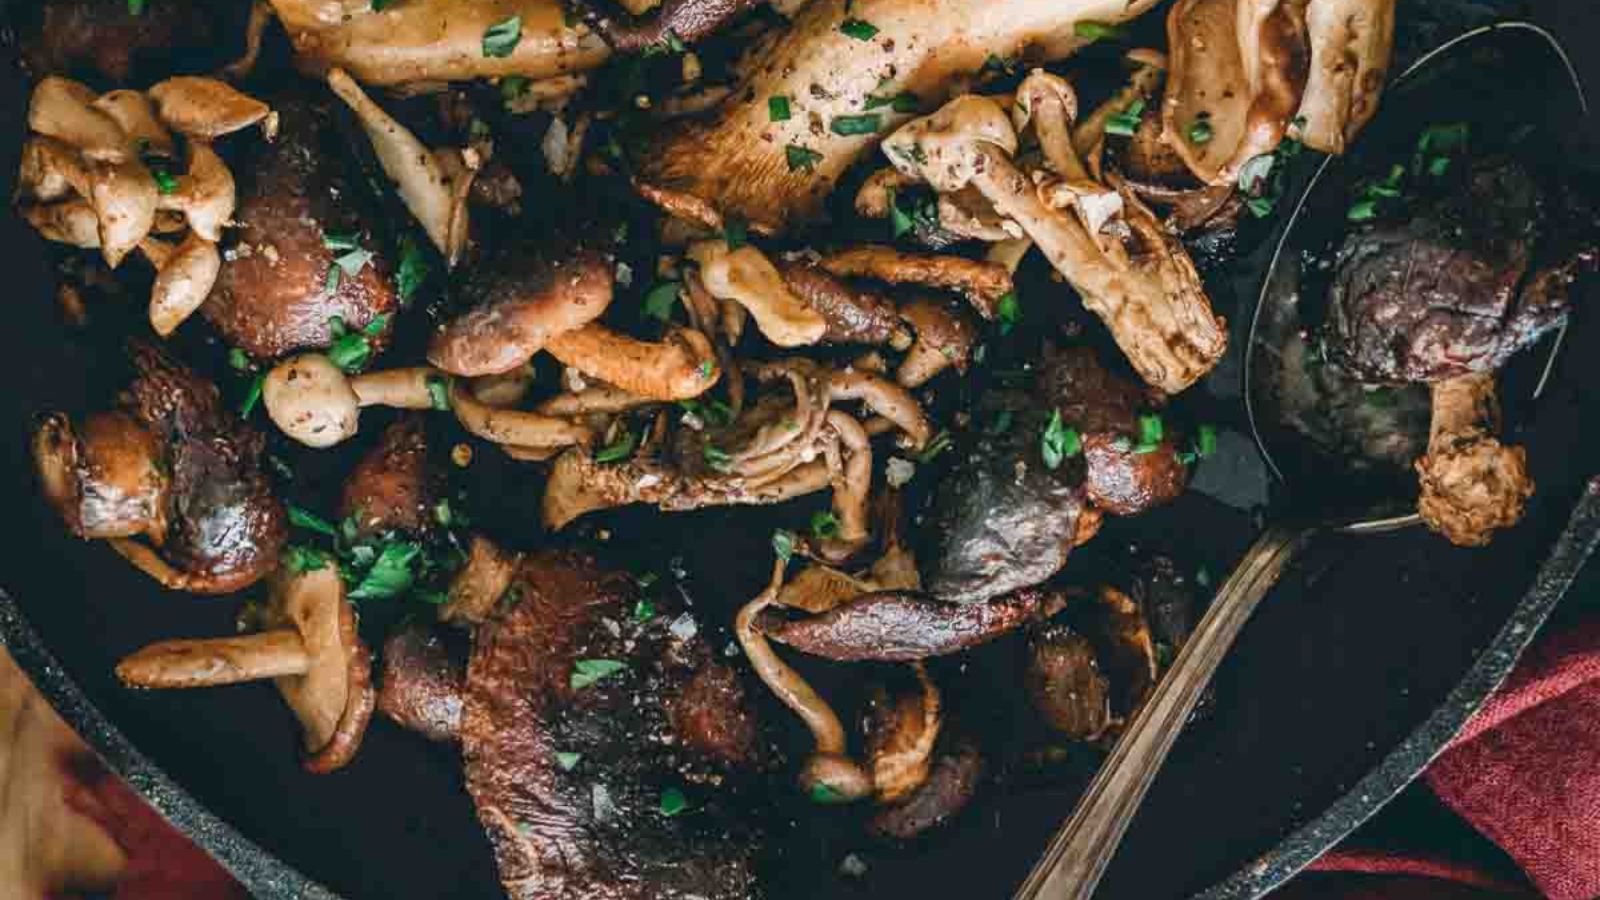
[724,217,748,250]
[1073,20,1126,41]
[786,144,823,172]
[289,506,338,537]
[555,752,582,771]
[127,0,146,15]
[426,374,451,411]
[482,16,522,58]
[396,235,429,302]
[500,76,531,104]
[228,348,251,371]
[595,430,638,464]
[238,373,265,418]
[349,542,423,601]
[642,281,681,321]
[1196,423,1218,458]
[810,510,841,540]
[285,545,331,574]
[703,444,733,471]
[1105,99,1145,137]
[633,598,656,621]
[808,782,847,804]
[986,410,1014,436]
[864,91,919,114]
[768,95,792,122]
[915,429,953,463]
[1187,117,1213,145]
[151,167,178,195]
[839,18,878,40]
[660,787,689,817]
[772,529,796,563]
[570,658,627,690]
[830,114,881,136]
[997,291,1021,335]
[1041,410,1081,470]
[326,316,373,373]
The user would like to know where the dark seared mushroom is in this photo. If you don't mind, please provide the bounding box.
[896,297,976,388]
[116,562,375,773]
[866,739,985,840]
[773,257,911,348]
[202,95,398,359]
[33,342,286,595]
[338,416,442,540]
[862,664,943,803]
[377,624,465,743]
[820,246,1013,319]
[1024,623,1112,740]
[759,587,1066,662]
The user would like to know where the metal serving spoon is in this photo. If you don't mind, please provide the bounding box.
[1014,22,1585,900]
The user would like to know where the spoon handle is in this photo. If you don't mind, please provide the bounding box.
[1012,524,1314,900]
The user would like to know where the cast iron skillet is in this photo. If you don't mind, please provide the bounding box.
[2,3,1600,899]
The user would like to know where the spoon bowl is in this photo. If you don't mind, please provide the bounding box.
[1016,21,1588,900]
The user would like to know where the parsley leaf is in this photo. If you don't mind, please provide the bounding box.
[425,374,451,411]
[1040,410,1081,469]
[595,430,638,464]
[238,373,265,418]
[326,316,374,373]
[997,291,1021,335]
[839,18,878,40]
[396,235,429,302]
[1073,20,1125,41]
[348,542,422,601]
[786,144,823,172]
[772,529,796,563]
[289,506,338,537]
[660,787,689,817]
[570,658,627,690]
[768,95,792,122]
[482,16,523,58]
[642,281,680,321]
[830,114,881,136]
[1105,99,1145,137]
[555,751,582,771]
[808,782,847,804]
[810,510,840,540]
[285,545,331,574]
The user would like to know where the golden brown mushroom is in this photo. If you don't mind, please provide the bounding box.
[545,324,720,402]
[1415,372,1534,547]
[146,76,272,138]
[116,563,375,773]
[689,241,828,348]
[261,355,447,448]
[27,76,131,163]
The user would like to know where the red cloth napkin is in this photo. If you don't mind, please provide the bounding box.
[1285,614,1600,900]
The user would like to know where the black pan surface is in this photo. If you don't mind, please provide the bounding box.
[1,2,1598,899]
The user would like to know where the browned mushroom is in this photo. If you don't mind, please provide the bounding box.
[33,341,286,595]
[635,0,1165,233]
[1296,0,1396,154]
[863,664,943,803]
[267,0,610,88]
[760,587,1067,662]
[1025,623,1113,740]
[545,323,720,402]
[115,562,374,773]
[689,241,828,348]
[261,355,446,448]
[896,298,976,388]
[884,95,1227,394]
[438,535,523,626]
[377,624,465,743]
[1415,372,1534,547]
[146,76,272,138]
[773,258,911,348]
[820,246,1013,319]
[429,245,614,377]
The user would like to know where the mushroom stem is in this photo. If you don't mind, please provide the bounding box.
[545,323,720,401]
[1415,372,1534,547]
[689,241,828,348]
[449,380,592,448]
[116,630,310,689]
[351,367,444,409]
[735,558,873,803]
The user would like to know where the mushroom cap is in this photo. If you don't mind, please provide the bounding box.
[882,95,1019,195]
[1416,431,1534,548]
[262,353,361,448]
[146,76,271,138]
[264,563,374,770]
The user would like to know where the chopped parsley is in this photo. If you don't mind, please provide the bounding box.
[1040,410,1081,469]
[810,510,841,540]
[289,506,338,537]
[326,315,386,373]
[555,751,582,771]
[723,217,748,250]
[349,541,423,601]
[786,144,823,172]
[150,166,179,195]
[285,545,332,574]
[228,348,251,371]
[996,291,1021,335]
[768,95,792,122]
[1135,414,1164,453]
[395,235,429,302]
[500,76,531,104]
[703,444,733,472]
[238,373,265,418]
[1105,99,1145,137]
[1187,116,1213,145]
[915,429,953,463]
[570,658,627,690]
[595,429,638,464]
[830,114,881,136]
[864,91,920,114]
[425,374,451,411]
[433,499,455,527]
[482,16,523,58]
[1196,423,1218,458]
[839,18,879,40]
[633,598,656,621]
[772,529,796,563]
[982,54,1016,76]
[659,787,690,817]
[127,0,146,15]
[1240,119,1305,217]
[642,281,681,321]
[809,782,847,804]
[698,359,716,380]
[888,188,938,240]
[1073,20,1126,41]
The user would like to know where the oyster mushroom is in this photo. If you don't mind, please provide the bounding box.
[896,297,976,388]
[863,664,943,803]
[1296,0,1396,154]
[635,0,1165,233]
[261,354,448,448]
[116,562,375,773]
[1161,0,1309,186]
[142,231,223,337]
[1415,373,1533,548]
[448,379,594,450]
[20,197,101,248]
[267,0,610,87]
[27,76,131,163]
[689,241,828,348]
[326,68,468,265]
[90,90,174,159]
[157,140,234,242]
[17,136,90,203]
[820,246,1013,319]
[85,158,157,268]
[771,259,911,348]
[884,95,1226,394]
[146,76,272,138]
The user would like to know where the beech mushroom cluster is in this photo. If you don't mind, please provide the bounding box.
[15,76,271,335]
